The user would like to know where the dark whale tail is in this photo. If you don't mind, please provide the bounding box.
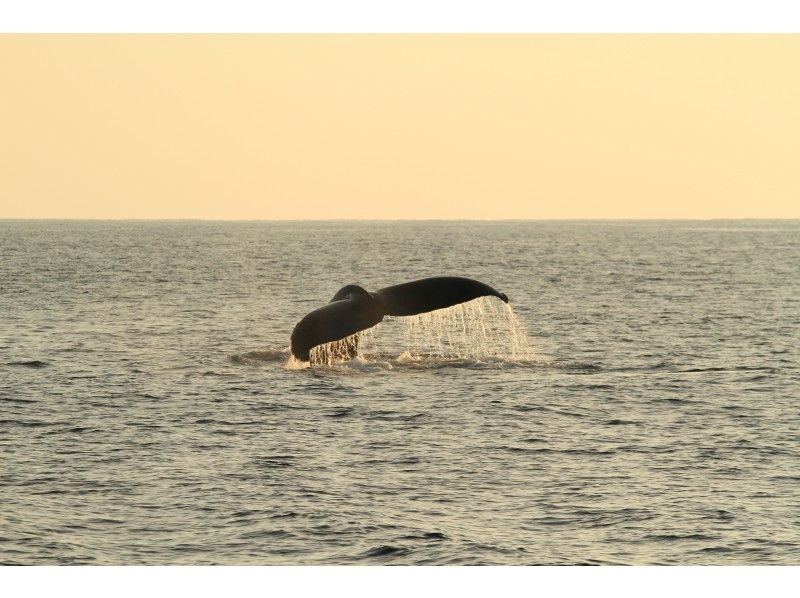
[290,276,509,361]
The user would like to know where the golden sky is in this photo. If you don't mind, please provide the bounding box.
[1,34,798,219]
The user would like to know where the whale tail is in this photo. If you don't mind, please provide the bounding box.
[290,276,508,361]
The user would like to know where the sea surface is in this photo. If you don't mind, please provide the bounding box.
[1,220,799,565]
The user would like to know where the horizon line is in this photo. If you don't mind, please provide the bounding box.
[1,217,799,223]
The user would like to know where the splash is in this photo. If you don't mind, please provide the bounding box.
[309,332,364,366]
[284,355,311,370]
[302,297,535,367]
[401,296,533,360]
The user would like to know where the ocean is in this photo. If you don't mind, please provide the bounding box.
[1,219,798,565]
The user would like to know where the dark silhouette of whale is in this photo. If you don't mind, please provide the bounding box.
[290,276,509,361]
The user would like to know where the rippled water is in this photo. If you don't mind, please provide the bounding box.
[1,220,799,565]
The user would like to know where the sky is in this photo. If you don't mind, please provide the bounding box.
[1,34,798,219]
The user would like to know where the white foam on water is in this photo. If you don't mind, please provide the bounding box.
[284,355,311,370]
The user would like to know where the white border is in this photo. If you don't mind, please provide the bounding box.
[1,0,800,588]
[0,1,799,32]
[2,566,800,598]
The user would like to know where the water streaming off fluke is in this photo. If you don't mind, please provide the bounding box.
[306,297,534,366]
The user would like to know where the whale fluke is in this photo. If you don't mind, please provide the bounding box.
[290,276,508,362]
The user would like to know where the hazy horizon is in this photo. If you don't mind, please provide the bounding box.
[2,216,799,222]
[2,34,799,219]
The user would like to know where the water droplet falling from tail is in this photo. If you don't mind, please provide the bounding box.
[309,332,363,366]
[402,296,534,360]
[303,297,534,366]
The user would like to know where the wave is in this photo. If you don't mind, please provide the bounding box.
[285,350,553,373]
[229,347,291,365]
[5,360,50,368]
[231,346,776,379]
